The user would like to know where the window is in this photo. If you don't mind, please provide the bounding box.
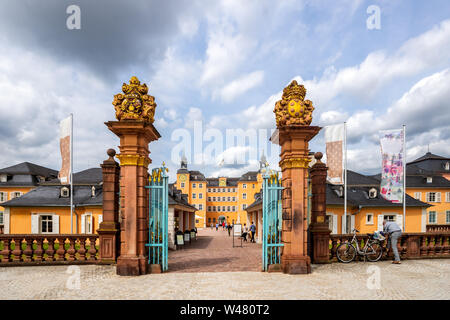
[83,214,93,234]
[213,206,216,211]
[227,197,230,201]
[242,204,247,210]
[232,206,235,211]
[253,184,255,189]
[0,211,3,225]
[213,197,216,201]
[414,192,421,200]
[427,192,441,202]
[61,187,70,198]
[0,174,7,182]
[0,192,7,203]
[40,215,53,233]
[207,188,211,192]
[368,188,377,199]
[208,197,211,201]
[243,184,247,189]
[199,193,203,199]
[192,183,196,188]
[208,218,211,223]
[427,177,433,184]
[222,206,226,212]
[199,183,203,188]
[11,191,23,199]
[199,204,203,210]
[181,182,185,188]
[218,206,221,212]
[366,213,374,225]
[91,186,96,197]
[428,211,437,224]
[213,218,216,223]
[227,188,230,192]
[196,219,199,224]
[222,197,226,201]
[384,215,395,222]
[446,162,450,171]
[446,192,450,202]
[192,193,196,199]
[227,206,230,211]
[446,211,450,224]
[213,188,216,192]
[207,206,211,211]
[232,197,236,201]
[243,193,247,200]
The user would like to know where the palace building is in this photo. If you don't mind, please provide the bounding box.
[175,153,266,228]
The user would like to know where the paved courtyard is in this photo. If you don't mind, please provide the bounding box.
[169,227,262,272]
[0,228,449,300]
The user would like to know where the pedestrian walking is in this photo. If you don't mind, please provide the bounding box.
[250,221,256,243]
[241,223,248,242]
[227,223,232,236]
[222,221,225,230]
[383,219,402,264]
[215,223,219,231]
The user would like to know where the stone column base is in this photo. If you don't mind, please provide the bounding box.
[116,255,148,276]
[309,223,332,264]
[282,255,311,274]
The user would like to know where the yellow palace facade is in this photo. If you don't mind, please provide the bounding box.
[175,155,263,228]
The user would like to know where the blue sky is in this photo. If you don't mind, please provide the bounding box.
[0,0,449,182]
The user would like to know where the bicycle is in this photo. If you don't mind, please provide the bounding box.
[336,229,384,263]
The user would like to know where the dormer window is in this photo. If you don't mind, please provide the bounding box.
[61,187,70,198]
[91,186,96,197]
[427,177,433,184]
[0,174,7,183]
[446,162,450,171]
[334,186,344,197]
[369,188,377,199]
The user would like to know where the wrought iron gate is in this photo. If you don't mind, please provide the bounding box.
[262,169,284,271]
[145,164,169,272]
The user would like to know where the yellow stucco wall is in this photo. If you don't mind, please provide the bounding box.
[407,188,450,225]
[0,186,35,212]
[7,206,103,234]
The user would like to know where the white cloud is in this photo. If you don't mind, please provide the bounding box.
[216,70,264,102]
[185,107,203,129]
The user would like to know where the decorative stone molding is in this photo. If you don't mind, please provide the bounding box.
[116,154,151,168]
[279,157,311,170]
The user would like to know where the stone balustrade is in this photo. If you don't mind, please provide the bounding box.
[329,232,450,262]
[0,234,99,266]
[426,224,450,233]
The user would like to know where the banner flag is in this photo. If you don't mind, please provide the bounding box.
[379,129,404,203]
[325,123,345,185]
[58,116,71,184]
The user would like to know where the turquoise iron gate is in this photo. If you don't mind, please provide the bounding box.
[145,164,169,272]
[262,170,284,271]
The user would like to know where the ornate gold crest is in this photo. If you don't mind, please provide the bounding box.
[274,80,314,127]
[112,76,157,123]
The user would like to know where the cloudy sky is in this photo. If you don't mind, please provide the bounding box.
[1,0,449,182]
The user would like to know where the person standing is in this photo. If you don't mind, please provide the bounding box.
[250,221,256,243]
[383,219,402,264]
[215,223,219,231]
[227,223,232,236]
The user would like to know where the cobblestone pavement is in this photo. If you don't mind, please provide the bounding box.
[168,227,262,272]
[1,259,449,300]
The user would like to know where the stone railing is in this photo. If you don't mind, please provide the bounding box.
[0,234,100,266]
[329,232,450,262]
[427,224,450,233]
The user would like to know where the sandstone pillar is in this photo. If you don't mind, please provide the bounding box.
[273,80,320,274]
[106,76,160,276]
[98,149,120,264]
[309,152,331,264]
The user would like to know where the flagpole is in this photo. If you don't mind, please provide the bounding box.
[70,113,74,234]
[403,124,406,231]
[344,121,347,234]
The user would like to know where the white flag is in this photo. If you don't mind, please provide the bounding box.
[58,116,72,184]
[379,129,404,203]
[325,123,345,185]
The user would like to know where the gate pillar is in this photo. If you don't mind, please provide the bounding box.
[273,80,320,274]
[98,148,120,264]
[106,76,161,276]
[309,152,331,264]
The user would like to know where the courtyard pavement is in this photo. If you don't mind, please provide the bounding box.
[0,228,449,300]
